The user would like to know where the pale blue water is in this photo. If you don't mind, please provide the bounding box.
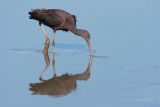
[0,0,160,107]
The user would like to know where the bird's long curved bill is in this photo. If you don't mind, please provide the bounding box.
[86,40,94,56]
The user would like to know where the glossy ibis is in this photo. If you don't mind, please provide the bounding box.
[29,8,93,55]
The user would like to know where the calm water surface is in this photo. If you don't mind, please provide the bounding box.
[0,0,160,107]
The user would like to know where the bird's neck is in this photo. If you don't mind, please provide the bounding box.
[70,28,84,37]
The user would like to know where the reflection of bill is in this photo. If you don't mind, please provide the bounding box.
[29,52,94,97]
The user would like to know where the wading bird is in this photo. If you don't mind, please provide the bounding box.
[29,8,93,55]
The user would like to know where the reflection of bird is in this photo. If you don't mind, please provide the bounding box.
[29,45,94,96]
[29,8,93,55]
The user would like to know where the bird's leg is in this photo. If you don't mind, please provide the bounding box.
[52,30,56,54]
[39,24,50,53]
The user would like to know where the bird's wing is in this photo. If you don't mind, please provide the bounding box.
[40,10,64,28]
[29,9,63,28]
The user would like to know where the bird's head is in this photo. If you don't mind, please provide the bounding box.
[81,30,90,42]
[70,28,93,55]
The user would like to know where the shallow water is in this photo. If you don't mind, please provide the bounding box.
[1,0,160,107]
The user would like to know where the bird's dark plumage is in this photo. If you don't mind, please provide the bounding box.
[29,9,77,31]
[28,8,93,55]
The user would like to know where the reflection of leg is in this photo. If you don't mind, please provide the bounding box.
[52,52,56,77]
[44,39,50,53]
[52,30,56,53]
[39,25,50,53]
[39,51,50,80]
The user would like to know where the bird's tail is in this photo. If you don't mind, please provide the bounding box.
[28,9,45,20]
[29,9,39,20]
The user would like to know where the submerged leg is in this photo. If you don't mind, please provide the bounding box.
[52,30,56,53]
[39,24,50,53]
